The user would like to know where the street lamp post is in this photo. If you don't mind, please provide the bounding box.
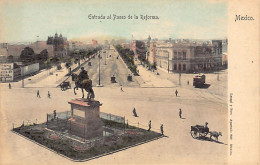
[99,51,101,85]
[96,50,103,87]
[105,50,107,65]
[179,70,181,86]
[217,64,220,81]
[167,52,169,73]
[214,46,220,81]
[22,66,24,88]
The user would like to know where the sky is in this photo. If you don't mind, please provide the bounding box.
[0,0,227,43]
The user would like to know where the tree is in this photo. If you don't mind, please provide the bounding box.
[7,55,14,62]
[20,47,35,62]
[40,49,48,61]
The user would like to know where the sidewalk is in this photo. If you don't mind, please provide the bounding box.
[25,63,69,88]
[20,55,97,88]
[136,65,176,88]
[1,65,60,89]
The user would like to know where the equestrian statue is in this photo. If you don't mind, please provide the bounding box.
[71,67,95,101]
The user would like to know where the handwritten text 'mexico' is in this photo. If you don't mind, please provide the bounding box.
[88,14,159,21]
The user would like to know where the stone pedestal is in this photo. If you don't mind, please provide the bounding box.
[68,98,103,139]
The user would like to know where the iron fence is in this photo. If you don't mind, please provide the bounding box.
[100,112,125,124]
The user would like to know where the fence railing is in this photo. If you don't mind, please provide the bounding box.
[100,112,125,124]
[47,111,71,122]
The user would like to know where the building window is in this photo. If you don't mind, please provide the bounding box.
[174,51,177,59]
[178,52,182,60]
[174,64,177,70]
[178,64,181,71]
[183,64,186,71]
[183,52,186,60]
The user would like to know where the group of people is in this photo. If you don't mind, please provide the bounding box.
[132,107,186,135]
[147,120,164,136]
[132,108,164,136]
[37,90,51,98]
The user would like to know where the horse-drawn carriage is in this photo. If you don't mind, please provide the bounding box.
[127,74,132,81]
[190,123,223,141]
[111,75,116,83]
[59,81,71,91]
[190,124,209,138]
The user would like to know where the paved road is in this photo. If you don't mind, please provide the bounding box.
[70,48,139,87]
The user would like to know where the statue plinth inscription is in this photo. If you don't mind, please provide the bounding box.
[68,98,103,139]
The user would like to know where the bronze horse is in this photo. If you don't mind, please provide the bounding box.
[71,73,95,100]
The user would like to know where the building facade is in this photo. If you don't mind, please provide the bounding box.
[212,40,222,67]
[47,33,69,58]
[154,42,217,73]
[0,63,21,82]
[131,40,146,63]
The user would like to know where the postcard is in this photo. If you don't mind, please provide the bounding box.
[0,0,259,164]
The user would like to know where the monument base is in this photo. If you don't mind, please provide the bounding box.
[68,98,103,139]
[68,117,103,139]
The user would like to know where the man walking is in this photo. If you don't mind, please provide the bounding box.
[175,89,178,97]
[8,83,11,89]
[160,124,164,136]
[187,80,189,85]
[53,110,56,119]
[37,90,41,98]
[133,107,138,117]
[147,120,151,131]
[48,91,51,98]
[179,108,182,119]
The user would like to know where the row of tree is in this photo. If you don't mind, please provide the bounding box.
[20,47,48,63]
[65,47,102,69]
[115,45,139,76]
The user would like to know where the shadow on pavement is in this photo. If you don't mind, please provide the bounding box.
[195,84,211,89]
[195,136,227,145]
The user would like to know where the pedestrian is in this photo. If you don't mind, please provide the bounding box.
[187,80,189,85]
[37,90,41,98]
[120,87,124,92]
[175,89,178,97]
[179,108,182,119]
[205,122,208,129]
[133,107,138,117]
[48,91,51,98]
[160,124,164,135]
[147,120,151,131]
[8,83,11,89]
[53,110,56,119]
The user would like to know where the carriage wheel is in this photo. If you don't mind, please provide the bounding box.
[199,132,208,137]
[190,129,199,139]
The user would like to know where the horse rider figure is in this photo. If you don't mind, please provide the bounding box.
[205,122,208,129]
[204,122,209,132]
[79,67,89,84]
